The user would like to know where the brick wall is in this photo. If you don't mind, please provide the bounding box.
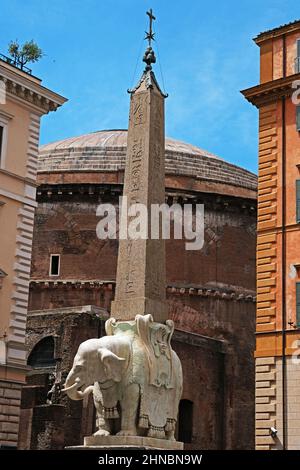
[174,339,226,449]
[29,192,256,301]
[0,380,22,448]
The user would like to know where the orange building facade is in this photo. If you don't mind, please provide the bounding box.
[242,20,300,449]
[0,57,66,448]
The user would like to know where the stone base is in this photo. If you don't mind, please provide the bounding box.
[110,297,168,323]
[67,435,184,450]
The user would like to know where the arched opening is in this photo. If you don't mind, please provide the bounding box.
[178,399,193,443]
[27,336,56,368]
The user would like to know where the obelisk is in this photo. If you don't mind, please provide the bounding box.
[111,9,167,323]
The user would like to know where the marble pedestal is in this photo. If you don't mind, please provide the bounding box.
[67,435,184,450]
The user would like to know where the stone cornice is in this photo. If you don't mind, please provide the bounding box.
[241,73,300,108]
[29,279,256,302]
[35,182,257,214]
[254,19,300,45]
[0,61,67,114]
[0,168,38,186]
[28,304,109,319]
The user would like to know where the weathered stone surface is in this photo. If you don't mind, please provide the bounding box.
[30,404,65,450]
[111,78,167,323]
[82,434,183,449]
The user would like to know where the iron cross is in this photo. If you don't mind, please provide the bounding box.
[145,9,156,45]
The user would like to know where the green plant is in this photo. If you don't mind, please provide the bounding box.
[8,40,43,69]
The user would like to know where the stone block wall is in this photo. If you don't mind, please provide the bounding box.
[0,380,22,448]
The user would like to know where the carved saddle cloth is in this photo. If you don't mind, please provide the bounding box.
[136,315,178,431]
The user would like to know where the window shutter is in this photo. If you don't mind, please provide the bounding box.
[296,283,300,327]
[296,40,300,73]
[0,126,3,162]
[297,107,300,131]
[297,181,300,223]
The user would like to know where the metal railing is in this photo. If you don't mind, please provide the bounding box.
[295,57,300,74]
[0,53,32,75]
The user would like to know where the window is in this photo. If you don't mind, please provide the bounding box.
[296,180,300,223]
[28,337,56,368]
[0,111,12,169]
[296,39,300,73]
[0,123,6,168]
[49,254,60,276]
[296,283,300,328]
[297,107,300,132]
[177,399,193,443]
[0,125,3,162]
[0,268,7,289]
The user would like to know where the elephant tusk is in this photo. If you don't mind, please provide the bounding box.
[61,377,81,393]
[62,381,79,393]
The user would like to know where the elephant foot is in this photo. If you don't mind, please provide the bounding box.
[93,429,110,437]
[117,429,137,437]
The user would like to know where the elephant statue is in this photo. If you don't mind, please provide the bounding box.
[62,314,183,440]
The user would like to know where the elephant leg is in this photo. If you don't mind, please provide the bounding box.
[166,429,176,441]
[117,383,139,436]
[93,383,111,436]
[94,409,111,436]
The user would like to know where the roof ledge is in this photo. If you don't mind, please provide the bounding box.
[254,19,300,45]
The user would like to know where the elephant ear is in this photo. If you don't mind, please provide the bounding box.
[98,348,125,382]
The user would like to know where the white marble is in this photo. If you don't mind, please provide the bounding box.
[63,314,183,442]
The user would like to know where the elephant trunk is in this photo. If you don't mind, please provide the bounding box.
[62,376,94,401]
[76,385,94,398]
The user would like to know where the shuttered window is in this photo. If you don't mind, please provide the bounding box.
[297,180,300,223]
[296,283,300,327]
[0,125,3,163]
[297,107,300,131]
[296,39,300,72]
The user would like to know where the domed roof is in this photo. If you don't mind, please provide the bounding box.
[38,129,257,192]
[40,129,219,159]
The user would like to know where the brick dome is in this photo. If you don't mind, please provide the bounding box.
[38,129,257,194]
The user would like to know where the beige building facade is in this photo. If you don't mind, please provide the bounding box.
[0,57,66,448]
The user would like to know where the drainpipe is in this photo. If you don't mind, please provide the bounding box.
[281,34,287,450]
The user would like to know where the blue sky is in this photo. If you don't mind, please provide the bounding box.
[0,0,299,173]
